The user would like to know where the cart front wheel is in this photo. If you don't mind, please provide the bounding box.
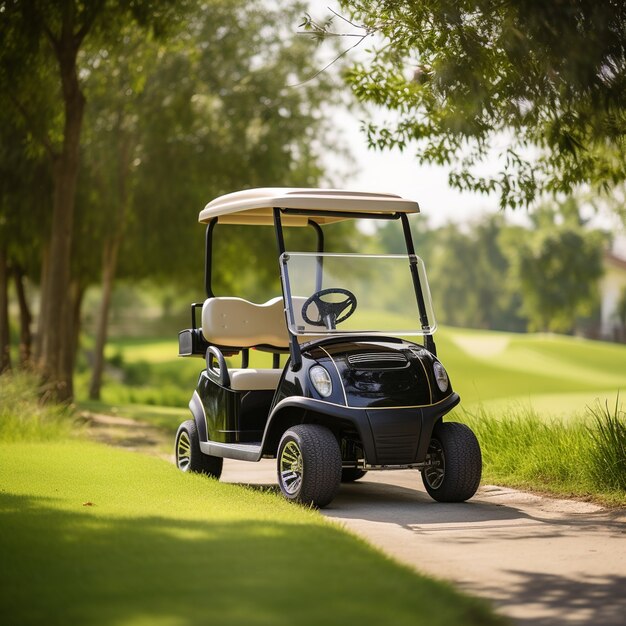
[277,424,341,508]
[175,419,223,479]
[421,421,481,502]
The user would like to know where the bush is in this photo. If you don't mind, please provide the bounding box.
[0,372,75,442]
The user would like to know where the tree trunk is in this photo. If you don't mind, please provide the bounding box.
[89,239,120,400]
[0,248,12,374]
[37,38,85,402]
[62,279,84,386]
[13,264,32,367]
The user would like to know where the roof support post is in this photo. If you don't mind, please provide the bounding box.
[204,218,217,298]
[274,208,302,370]
[400,213,437,356]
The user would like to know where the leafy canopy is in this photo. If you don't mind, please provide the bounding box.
[316,0,626,209]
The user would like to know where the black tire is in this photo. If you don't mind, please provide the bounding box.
[341,468,368,483]
[175,419,223,479]
[277,424,342,508]
[421,421,481,502]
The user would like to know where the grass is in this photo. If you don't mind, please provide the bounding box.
[436,328,626,412]
[0,371,76,442]
[587,396,626,492]
[0,440,505,626]
[458,401,626,507]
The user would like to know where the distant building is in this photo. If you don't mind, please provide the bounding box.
[599,251,626,341]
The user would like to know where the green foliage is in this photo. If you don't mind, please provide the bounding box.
[375,200,604,334]
[111,0,350,292]
[0,440,505,626]
[0,372,75,442]
[427,216,525,330]
[587,396,626,492]
[327,0,626,208]
[500,199,605,332]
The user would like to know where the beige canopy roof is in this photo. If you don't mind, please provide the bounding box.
[198,187,420,226]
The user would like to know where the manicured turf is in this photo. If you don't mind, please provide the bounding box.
[0,441,505,626]
[434,328,625,415]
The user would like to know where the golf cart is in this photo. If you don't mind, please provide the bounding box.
[175,188,481,508]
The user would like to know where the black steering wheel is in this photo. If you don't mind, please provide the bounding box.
[301,288,357,330]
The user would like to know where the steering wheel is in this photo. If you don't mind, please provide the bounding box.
[301,288,357,330]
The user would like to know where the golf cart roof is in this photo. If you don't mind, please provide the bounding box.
[198,187,420,226]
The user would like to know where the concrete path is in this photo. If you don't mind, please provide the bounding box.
[221,459,626,626]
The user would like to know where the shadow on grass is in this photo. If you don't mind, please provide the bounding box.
[0,492,505,626]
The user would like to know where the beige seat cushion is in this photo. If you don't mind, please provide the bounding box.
[202,296,289,348]
[229,368,283,391]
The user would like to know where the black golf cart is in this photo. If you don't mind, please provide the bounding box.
[175,188,481,508]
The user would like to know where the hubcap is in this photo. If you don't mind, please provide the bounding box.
[177,431,191,471]
[279,440,303,495]
[424,439,445,489]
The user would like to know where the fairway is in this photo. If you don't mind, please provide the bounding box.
[0,440,504,626]
[438,328,625,415]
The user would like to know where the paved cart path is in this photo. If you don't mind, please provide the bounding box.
[221,459,626,626]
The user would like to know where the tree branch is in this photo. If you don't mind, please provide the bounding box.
[75,0,106,45]
[287,33,370,88]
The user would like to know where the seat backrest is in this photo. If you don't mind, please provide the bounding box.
[202,296,289,349]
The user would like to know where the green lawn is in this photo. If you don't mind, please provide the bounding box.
[0,440,505,626]
[435,328,625,416]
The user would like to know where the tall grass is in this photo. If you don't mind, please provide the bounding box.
[0,372,76,442]
[587,396,626,492]
[460,400,626,505]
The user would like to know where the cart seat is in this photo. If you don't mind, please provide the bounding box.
[202,296,289,349]
[228,368,283,391]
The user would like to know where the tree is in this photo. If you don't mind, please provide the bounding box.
[79,0,348,398]
[0,105,52,371]
[0,0,182,401]
[309,0,626,209]
[501,199,605,332]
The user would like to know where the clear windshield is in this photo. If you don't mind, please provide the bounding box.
[280,252,436,337]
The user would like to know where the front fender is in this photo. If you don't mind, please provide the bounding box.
[260,397,373,458]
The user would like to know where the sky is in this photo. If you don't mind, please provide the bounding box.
[333,111,502,228]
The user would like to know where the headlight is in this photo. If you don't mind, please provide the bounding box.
[433,361,449,392]
[309,365,333,397]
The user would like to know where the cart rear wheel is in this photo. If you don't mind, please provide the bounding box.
[421,421,481,502]
[175,419,223,479]
[341,468,368,483]
[277,424,341,508]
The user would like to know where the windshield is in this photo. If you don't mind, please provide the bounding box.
[280,252,436,337]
